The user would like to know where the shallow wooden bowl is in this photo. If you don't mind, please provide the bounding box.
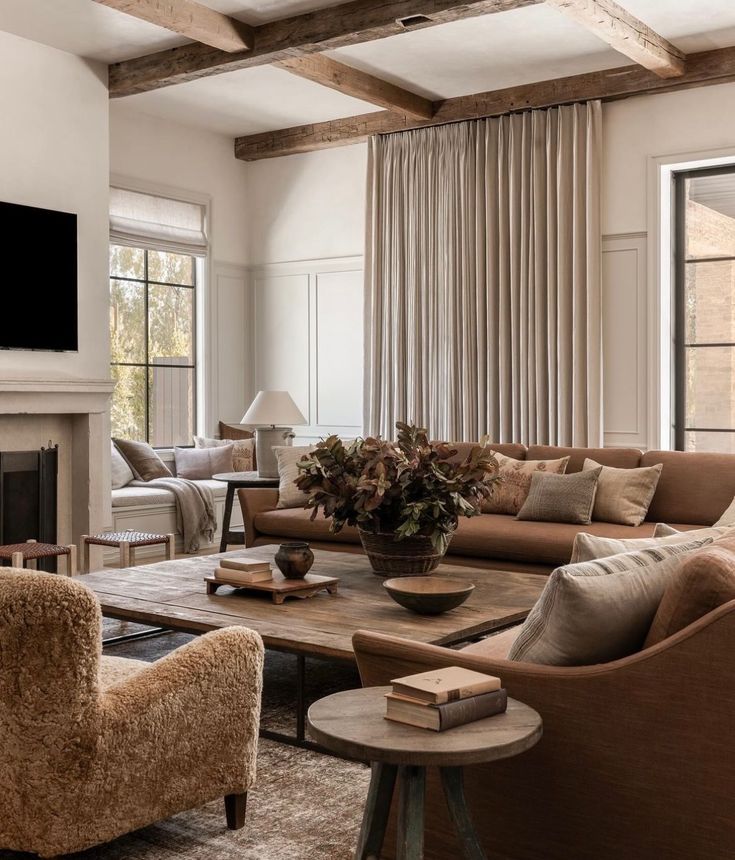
[382,576,475,615]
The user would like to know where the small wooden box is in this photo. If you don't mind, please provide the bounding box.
[204,571,339,604]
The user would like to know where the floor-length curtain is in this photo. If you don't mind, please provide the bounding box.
[364,100,602,445]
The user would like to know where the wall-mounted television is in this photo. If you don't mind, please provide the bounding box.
[0,201,78,352]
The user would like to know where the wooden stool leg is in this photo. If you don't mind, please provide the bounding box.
[66,544,77,577]
[396,765,425,860]
[225,793,247,830]
[356,762,398,860]
[81,536,90,574]
[440,767,485,860]
[26,540,37,571]
[128,546,137,567]
[11,551,24,569]
[120,541,131,568]
[166,534,175,561]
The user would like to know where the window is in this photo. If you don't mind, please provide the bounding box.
[109,245,196,447]
[674,166,735,453]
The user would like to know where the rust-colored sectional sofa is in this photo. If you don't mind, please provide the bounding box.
[238,444,735,574]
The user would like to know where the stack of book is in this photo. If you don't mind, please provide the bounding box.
[385,666,507,732]
[214,557,274,584]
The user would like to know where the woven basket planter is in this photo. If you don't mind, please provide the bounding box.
[358,527,453,577]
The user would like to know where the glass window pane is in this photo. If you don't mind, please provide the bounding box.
[685,346,735,430]
[148,366,194,447]
[685,431,735,454]
[110,244,144,279]
[148,283,194,364]
[148,250,194,285]
[110,279,146,363]
[686,173,735,259]
[110,365,147,440]
[684,260,735,344]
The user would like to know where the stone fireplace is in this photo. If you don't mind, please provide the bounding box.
[0,379,114,547]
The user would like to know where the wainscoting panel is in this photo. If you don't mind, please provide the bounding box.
[250,258,363,443]
[602,234,648,449]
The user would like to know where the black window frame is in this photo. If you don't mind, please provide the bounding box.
[673,164,735,451]
[109,245,198,448]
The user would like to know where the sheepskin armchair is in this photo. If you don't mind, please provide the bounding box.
[0,570,264,858]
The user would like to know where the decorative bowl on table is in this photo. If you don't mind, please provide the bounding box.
[382,576,475,615]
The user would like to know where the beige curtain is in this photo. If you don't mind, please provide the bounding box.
[364,100,602,445]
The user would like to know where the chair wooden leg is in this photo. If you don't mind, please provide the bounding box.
[225,792,247,830]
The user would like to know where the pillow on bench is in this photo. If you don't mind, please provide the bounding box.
[175,444,234,480]
[113,439,172,482]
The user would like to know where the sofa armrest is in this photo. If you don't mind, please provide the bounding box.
[238,488,279,546]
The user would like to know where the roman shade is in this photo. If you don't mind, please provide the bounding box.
[109,187,208,256]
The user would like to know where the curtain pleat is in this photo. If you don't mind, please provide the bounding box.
[364,100,602,446]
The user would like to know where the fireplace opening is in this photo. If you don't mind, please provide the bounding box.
[0,445,58,571]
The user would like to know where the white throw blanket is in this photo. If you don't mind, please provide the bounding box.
[131,477,216,553]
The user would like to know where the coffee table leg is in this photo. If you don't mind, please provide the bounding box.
[355,762,398,860]
[440,767,485,860]
[396,765,425,860]
[219,484,235,552]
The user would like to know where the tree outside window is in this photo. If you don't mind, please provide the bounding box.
[110,244,196,447]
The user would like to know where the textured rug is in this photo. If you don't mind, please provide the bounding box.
[0,621,370,860]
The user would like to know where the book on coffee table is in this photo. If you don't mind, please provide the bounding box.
[219,557,272,573]
[214,565,273,584]
[391,666,501,704]
[385,688,508,731]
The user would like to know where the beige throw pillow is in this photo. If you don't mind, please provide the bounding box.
[715,497,735,527]
[275,446,314,509]
[175,444,234,480]
[113,439,172,482]
[507,537,714,666]
[194,435,255,472]
[571,525,735,564]
[582,458,662,526]
[516,468,601,525]
[110,440,135,489]
[482,451,570,516]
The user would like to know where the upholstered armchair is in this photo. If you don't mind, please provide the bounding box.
[0,570,264,858]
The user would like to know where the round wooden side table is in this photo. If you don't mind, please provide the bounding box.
[308,686,542,860]
[213,471,279,552]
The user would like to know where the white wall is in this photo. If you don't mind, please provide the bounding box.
[110,104,252,429]
[0,31,109,382]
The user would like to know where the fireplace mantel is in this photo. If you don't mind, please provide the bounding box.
[0,377,114,414]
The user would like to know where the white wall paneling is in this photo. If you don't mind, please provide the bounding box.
[251,257,364,442]
[602,233,648,450]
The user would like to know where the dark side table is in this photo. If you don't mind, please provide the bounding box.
[308,686,542,860]
[213,471,279,552]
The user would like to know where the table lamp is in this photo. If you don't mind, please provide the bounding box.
[241,390,307,478]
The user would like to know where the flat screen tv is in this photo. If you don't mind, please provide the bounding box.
[0,200,78,351]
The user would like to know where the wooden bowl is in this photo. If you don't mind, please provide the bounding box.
[383,576,474,615]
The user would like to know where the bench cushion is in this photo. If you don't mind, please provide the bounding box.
[111,479,227,508]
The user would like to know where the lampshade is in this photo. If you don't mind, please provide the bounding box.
[241,390,306,426]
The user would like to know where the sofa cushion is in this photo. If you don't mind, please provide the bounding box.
[508,537,715,666]
[583,459,662,526]
[517,468,601,525]
[483,452,570,515]
[449,441,527,462]
[112,479,227,508]
[645,536,735,647]
[461,627,520,659]
[255,506,361,543]
[526,445,642,473]
[642,450,735,526]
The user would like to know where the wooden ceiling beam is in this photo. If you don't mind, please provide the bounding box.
[234,44,735,160]
[545,0,685,78]
[93,0,254,53]
[108,0,543,97]
[276,55,435,120]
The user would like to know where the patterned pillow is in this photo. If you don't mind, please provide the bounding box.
[194,435,255,472]
[482,451,570,515]
[571,525,735,563]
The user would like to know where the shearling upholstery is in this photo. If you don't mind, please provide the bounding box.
[0,570,264,858]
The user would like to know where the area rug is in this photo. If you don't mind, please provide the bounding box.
[0,621,370,860]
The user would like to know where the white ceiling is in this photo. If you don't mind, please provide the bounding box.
[1,0,734,137]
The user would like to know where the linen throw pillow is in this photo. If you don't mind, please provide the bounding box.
[507,536,714,666]
[644,536,735,647]
[194,435,255,472]
[482,452,570,515]
[275,446,314,509]
[582,458,662,526]
[175,444,234,480]
[571,525,735,564]
[715,497,735,527]
[110,440,135,489]
[516,468,601,525]
[113,439,172,482]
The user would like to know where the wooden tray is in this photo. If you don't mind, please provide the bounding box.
[204,571,339,604]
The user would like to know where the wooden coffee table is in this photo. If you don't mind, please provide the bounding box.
[79,547,545,749]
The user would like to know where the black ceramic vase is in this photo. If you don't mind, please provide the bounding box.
[274,541,314,579]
